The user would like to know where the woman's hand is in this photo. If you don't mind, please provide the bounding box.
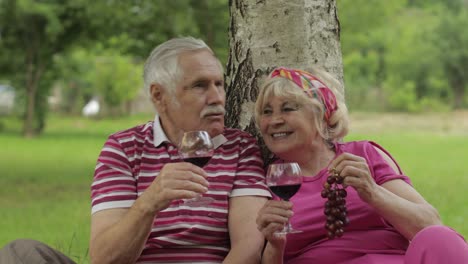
[328,152,379,204]
[256,200,292,247]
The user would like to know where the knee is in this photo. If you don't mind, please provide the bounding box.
[413,225,465,244]
[407,225,468,262]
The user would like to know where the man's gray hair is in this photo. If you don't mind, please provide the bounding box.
[143,36,216,94]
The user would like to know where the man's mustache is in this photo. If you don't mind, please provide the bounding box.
[200,105,226,117]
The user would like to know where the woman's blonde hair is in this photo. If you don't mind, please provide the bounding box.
[254,67,349,145]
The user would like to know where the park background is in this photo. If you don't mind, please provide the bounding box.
[1,0,467,263]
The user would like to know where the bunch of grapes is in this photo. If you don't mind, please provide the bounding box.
[321,168,349,239]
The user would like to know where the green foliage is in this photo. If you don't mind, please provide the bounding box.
[0,0,229,135]
[339,0,468,112]
[92,54,142,109]
[432,6,468,108]
[2,0,468,137]
[53,49,95,114]
[0,0,94,135]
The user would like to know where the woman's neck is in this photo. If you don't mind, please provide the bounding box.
[295,144,336,177]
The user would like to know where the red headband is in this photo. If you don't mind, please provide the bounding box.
[270,67,338,123]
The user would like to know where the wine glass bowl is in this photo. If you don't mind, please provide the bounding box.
[266,162,303,234]
[179,131,214,167]
[178,131,215,206]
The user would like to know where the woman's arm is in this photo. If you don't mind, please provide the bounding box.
[374,179,441,240]
[329,149,441,241]
[370,147,441,240]
[256,200,292,264]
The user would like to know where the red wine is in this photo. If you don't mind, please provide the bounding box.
[184,156,211,167]
[269,184,301,201]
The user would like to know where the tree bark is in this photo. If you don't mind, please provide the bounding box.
[226,0,343,162]
[23,53,44,138]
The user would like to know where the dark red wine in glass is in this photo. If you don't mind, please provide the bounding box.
[266,162,303,234]
[178,131,215,206]
[183,156,211,167]
[269,184,301,201]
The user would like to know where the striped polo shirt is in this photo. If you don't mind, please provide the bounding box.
[91,116,271,263]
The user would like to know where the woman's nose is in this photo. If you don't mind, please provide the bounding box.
[270,112,285,125]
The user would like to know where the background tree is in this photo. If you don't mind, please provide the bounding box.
[0,0,92,137]
[0,0,229,136]
[225,0,343,162]
[433,4,468,109]
[1,0,467,137]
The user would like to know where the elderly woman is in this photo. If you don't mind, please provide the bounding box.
[254,67,468,264]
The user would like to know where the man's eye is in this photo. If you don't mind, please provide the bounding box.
[193,83,205,89]
[215,81,224,88]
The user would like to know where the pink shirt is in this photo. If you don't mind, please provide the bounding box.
[91,117,270,263]
[284,141,411,264]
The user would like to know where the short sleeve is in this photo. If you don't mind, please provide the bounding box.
[230,133,271,198]
[90,135,137,214]
[364,141,412,186]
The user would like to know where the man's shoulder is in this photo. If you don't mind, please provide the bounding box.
[109,121,153,140]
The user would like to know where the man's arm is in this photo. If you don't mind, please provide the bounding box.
[89,201,155,264]
[89,162,210,264]
[223,196,268,264]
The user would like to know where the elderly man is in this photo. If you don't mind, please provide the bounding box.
[0,37,270,264]
[89,36,270,263]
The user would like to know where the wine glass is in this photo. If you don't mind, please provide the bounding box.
[178,130,215,206]
[266,162,303,234]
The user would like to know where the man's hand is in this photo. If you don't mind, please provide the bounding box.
[140,162,210,213]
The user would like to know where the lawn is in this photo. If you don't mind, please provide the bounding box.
[0,112,467,263]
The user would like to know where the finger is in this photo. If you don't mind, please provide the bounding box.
[328,152,364,171]
[177,170,209,187]
[341,167,370,189]
[258,210,292,226]
[262,222,286,237]
[166,189,204,200]
[264,200,293,210]
[340,166,368,179]
[180,162,209,178]
[334,160,368,175]
[261,206,293,219]
[173,177,209,194]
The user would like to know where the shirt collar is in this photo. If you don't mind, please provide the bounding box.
[153,115,228,149]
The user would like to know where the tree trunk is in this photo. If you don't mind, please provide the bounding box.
[23,58,44,138]
[225,0,343,162]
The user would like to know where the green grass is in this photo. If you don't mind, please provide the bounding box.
[0,113,467,263]
[346,132,468,236]
[0,114,152,263]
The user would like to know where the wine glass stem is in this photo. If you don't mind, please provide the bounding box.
[282,198,292,233]
[285,221,293,232]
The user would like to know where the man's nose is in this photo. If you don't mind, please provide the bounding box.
[206,84,225,105]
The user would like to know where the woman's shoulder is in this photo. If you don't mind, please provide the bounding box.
[336,140,372,153]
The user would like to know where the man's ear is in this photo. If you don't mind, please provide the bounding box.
[150,83,166,112]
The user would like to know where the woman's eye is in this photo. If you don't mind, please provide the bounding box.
[283,106,299,112]
[262,108,272,115]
